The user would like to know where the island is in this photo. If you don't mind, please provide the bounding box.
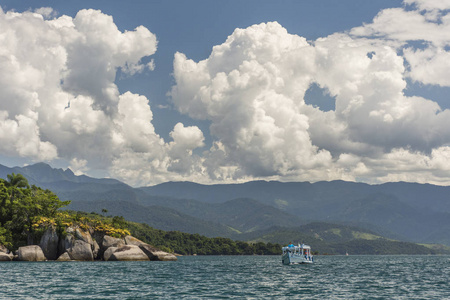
[0,173,176,262]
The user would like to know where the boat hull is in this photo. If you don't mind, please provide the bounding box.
[282,252,313,265]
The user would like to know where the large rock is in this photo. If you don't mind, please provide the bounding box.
[92,239,100,259]
[124,235,177,261]
[67,240,94,261]
[75,228,94,246]
[56,252,72,261]
[0,244,9,254]
[100,235,125,259]
[0,252,13,261]
[103,247,118,261]
[102,235,125,250]
[139,244,177,261]
[17,245,46,262]
[106,245,149,261]
[59,227,76,254]
[40,226,59,260]
[59,227,97,260]
[124,235,146,246]
[75,228,99,258]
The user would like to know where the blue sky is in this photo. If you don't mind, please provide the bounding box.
[1,0,450,186]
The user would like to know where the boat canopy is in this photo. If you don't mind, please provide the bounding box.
[282,244,311,251]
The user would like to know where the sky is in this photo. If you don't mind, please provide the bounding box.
[1,0,450,187]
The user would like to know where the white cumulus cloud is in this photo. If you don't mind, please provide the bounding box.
[351,1,450,87]
[171,23,334,180]
[0,7,204,185]
[171,3,450,185]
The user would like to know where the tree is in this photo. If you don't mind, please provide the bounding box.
[15,186,70,244]
[112,216,127,229]
[0,225,12,248]
[0,180,10,226]
[6,173,29,189]
[29,186,71,218]
[0,175,70,248]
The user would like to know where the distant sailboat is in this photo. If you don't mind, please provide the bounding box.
[346,252,349,256]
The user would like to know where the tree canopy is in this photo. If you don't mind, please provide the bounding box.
[0,174,70,248]
[6,173,29,189]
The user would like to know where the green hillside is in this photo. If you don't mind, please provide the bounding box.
[127,222,280,255]
[67,200,238,238]
[237,222,448,255]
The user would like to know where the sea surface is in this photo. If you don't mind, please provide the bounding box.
[0,255,448,299]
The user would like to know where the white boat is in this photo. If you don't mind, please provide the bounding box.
[282,243,314,265]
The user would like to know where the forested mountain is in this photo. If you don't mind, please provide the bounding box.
[140,180,450,215]
[1,163,449,246]
[140,180,450,245]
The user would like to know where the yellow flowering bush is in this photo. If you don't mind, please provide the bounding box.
[31,211,130,238]
[32,216,56,228]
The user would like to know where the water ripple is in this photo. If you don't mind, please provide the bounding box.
[0,256,448,299]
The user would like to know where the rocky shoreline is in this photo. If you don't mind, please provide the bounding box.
[0,226,177,262]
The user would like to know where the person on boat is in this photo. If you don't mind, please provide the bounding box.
[288,242,294,248]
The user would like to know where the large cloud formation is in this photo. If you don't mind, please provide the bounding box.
[171,0,450,185]
[0,7,204,186]
[2,1,450,186]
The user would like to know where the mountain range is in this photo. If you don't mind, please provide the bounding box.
[1,162,449,247]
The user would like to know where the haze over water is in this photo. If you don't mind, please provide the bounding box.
[1,255,448,299]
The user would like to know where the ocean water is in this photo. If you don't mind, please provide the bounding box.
[0,255,449,299]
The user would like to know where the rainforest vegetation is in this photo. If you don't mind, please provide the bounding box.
[0,173,281,255]
[0,173,70,249]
